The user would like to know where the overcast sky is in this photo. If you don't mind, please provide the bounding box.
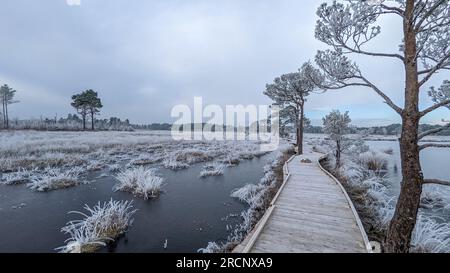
[0,0,448,126]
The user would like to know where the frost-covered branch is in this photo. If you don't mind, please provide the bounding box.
[414,0,448,31]
[313,49,402,115]
[360,75,403,114]
[423,179,450,187]
[419,143,450,150]
[413,0,450,78]
[418,123,450,139]
[421,99,450,117]
[422,81,450,117]
[315,1,404,61]
[419,52,450,87]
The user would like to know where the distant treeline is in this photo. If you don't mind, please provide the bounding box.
[132,123,172,130]
[9,114,133,131]
[6,118,450,136]
[133,122,450,137]
[136,123,450,136]
[303,123,450,136]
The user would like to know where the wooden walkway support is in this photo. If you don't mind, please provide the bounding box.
[233,148,372,253]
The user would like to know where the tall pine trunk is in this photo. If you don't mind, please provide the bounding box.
[5,100,9,129]
[297,104,305,155]
[91,111,94,131]
[82,114,86,131]
[1,96,5,128]
[385,1,422,252]
[335,139,341,169]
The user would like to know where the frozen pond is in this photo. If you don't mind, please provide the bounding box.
[367,140,450,192]
[367,139,450,221]
[0,154,273,253]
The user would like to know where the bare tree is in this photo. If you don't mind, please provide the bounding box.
[310,0,450,252]
[323,110,352,169]
[264,64,317,154]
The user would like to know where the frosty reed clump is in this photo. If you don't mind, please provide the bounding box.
[199,163,225,178]
[410,214,450,253]
[57,199,136,253]
[27,166,84,192]
[114,167,164,200]
[356,151,389,172]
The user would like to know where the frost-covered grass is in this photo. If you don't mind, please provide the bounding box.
[411,215,450,253]
[114,167,164,200]
[230,183,266,206]
[199,163,225,178]
[0,168,36,185]
[27,167,84,192]
[57,199,136,253]
[1,130,272,192]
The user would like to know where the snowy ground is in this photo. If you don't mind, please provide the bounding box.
[0,130,271,192]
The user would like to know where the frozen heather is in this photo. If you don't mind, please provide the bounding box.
[57,199,136,253]
[199,163,225,178]
[114,167,164,200]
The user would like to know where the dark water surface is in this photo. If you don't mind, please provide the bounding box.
[0,155,272,253]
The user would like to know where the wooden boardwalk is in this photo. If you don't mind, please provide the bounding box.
[233,148,372,253]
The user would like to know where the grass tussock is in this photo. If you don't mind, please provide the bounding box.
[199,163,225,178]
[27,167,84,192]
[114,167,164,200]
[57,199,136,253]
[411,214,450,253]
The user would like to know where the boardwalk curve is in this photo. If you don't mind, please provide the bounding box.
[233,147,372,253]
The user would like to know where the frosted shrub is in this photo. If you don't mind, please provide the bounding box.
[357,151,389,172]
[27,167,84,192]
[411,214,450,253]
[199,163,225,178]
[114,167,164,199]
[57,199,136,253]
